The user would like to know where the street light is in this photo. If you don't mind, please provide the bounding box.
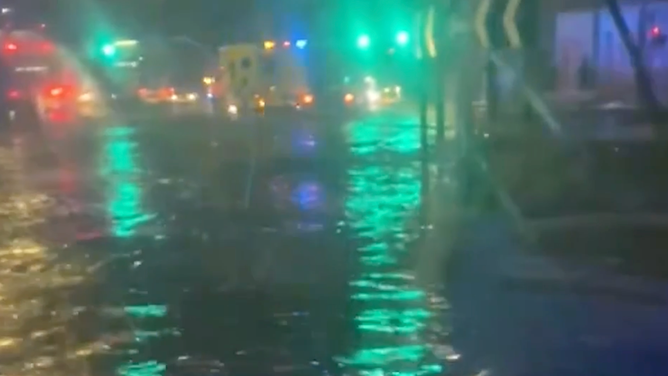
[357,34,370,49]
[101,44,116,56]
[396,31,409,45]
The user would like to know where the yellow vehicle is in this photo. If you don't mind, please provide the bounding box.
[218,42,313,115]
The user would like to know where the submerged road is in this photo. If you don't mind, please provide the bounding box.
[0,107,448,376]
[1,105,668,376]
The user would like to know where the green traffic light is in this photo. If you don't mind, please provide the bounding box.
[396,31,409,45]
[102,44,116,56]
[357,34,370,49]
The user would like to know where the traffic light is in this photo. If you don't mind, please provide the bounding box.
[650,26,667,46]
[357,34,370,49]
[295,39,307,49]
[3,42,17,52]
[101,44,116,56]
[396,31,409,46]
[649,26,666,47]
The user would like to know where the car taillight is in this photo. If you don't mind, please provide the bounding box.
[4,42,17,52]
[40,42,53,53]
[158,87,174,99]
[44,84,73,99]
[49,87,64,97]
[7,90,20,99]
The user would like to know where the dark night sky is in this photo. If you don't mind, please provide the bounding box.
[8,0,303,45]
[6,0,416,47]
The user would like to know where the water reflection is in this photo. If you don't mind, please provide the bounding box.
[339,120,444,375]
[347,115,427,156]
[291,129,317,153]
[100,126,155,238]
[98,126,166,376]
[267,174,329,233]
[0,142,94,376]
[291,181,324,211]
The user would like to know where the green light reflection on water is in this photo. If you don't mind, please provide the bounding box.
[101,126,155,238]
[120,304,174,375]
[100,127,166,376]
[116,361,165,376]
[341,119,441,375]
[124,304,167,318]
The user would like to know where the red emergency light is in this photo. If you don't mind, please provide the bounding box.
[6,90,20,99]
[45,84,69,98]
[40,42,53,52]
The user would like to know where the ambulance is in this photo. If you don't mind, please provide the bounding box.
[218,41,314,116]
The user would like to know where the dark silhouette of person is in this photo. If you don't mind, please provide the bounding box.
[578,56,590,90]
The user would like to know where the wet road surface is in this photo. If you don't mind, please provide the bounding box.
[3,105,668,376]
[0,108,448,376]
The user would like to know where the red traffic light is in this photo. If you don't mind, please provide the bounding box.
[649,26,667,45]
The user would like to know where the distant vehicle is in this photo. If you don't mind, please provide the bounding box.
[341,75,402,109]
[0,36,54,123]
[0,32,106,124]
[109,39,210,114]
[137,80,203,106]
[218,43,314,116]
[379,85,402,105]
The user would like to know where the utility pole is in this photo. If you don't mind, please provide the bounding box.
[419,60,430,163]
[486,58,498,122]
[417,6,432,213]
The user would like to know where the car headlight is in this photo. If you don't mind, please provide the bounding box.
[227,104,238,114]
[78,92,93,102]
[366,90,379,102]
[186,93,198,101]
[302,94,313,104]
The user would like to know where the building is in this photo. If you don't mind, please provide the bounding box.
[553,0,668,102]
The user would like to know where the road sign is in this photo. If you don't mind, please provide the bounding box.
[475,0,492,48]
[416,5,438,59]
[419,1,474,58]
[503,0,522,48]
[475,0,524,49]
